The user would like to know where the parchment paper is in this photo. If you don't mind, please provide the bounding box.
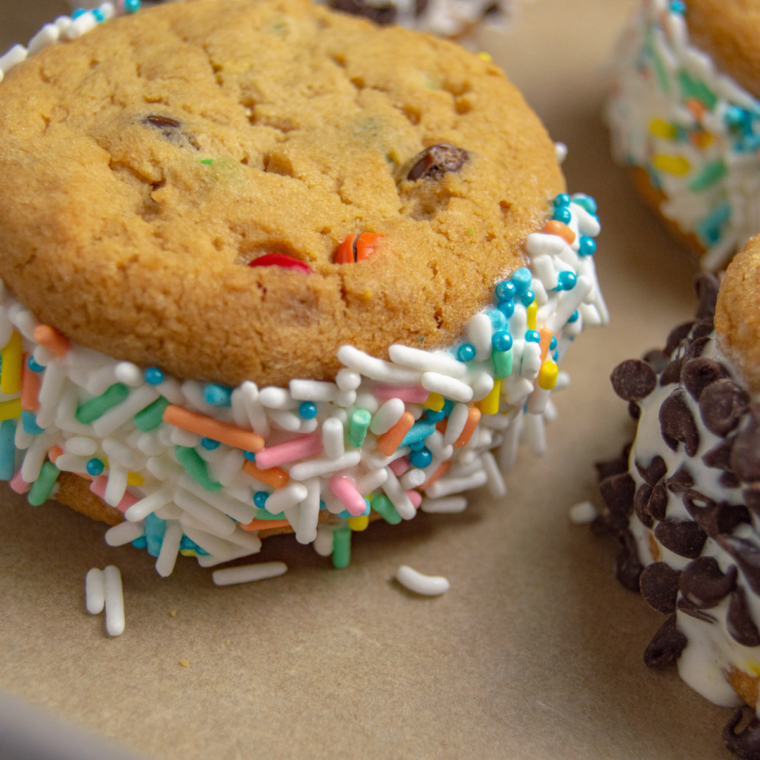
[0,0,738,757]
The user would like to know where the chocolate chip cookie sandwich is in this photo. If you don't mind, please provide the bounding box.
[0,0,606,576]
[606,0,760,271]
[596,238,760,757]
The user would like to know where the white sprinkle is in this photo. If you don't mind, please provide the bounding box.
[64,345,108,369]
[105,521,145,547]
[170,427,201,448]
[146,456,183,482]
[569,501,597,525]
[174,489,237,536]
[335,368,361,391]
[212,448,245,488]
[545,276,592,333]
[65,11,97,39]
[103,565,125,637]
[573,204,601,237]
[14,423,33,451]
[366,446,410,471]
[471,373,494,402]
[580,303,602,327]
[0,45,27,74]
[28,24,59,55]
[21,436,50,484]
[264,482,307,513]
[467,313,492,361]
[355,392,379,414]
[104,464,128,507]
[289,379,337,402]
[322,417,345,459]
[181,525,243,562]
[444,402,469,446]
[313,526,334,556]
[505,378,534,406]
[425,431,453,461]
[527,387,551,416]
[544,399,558,422]
[92,385,160,437]
[196,545,255,568]
[369,398,405,435]
[355,468,387,496]
[295,478,321,545]
[177,474,256,524]
[37,363,67,428]
[260,386,295,409]
[520,342,542,381]
[337,346,421,385]
[114,362,143,387]
[289,451,361,481]
[64,436,98,457]
[224,528,262,554]
[421,372,473,403]
[125,487,174,522]
[55,454,90,473]
[102,437,138,469]
[400,468,426,490]
[155,504,183,520]
[420,496,467,514]
[481,451,506,499]
[525,413,546,456]
[335,389,357,408]
[55,385,93,436]
[155,521,182,578]
[85,568,105,615]
[554,142,568,164]
[498,413,523,474]
[86,364,118,396]
[526,232,567,258]
[554,371,571,391]
[268,409,301,431]
[230,386,251,430]
[380,467,415,520]
[388,345,467,378]
[54,17,72,33]
[395,566,449,596]
[480,413,509,430]
[213,562,288,586]
[181,380,215,415]
[156,377,185,405]
[531,254,559,290]
[425,470,487,498]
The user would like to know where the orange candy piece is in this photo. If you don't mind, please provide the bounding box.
[243,460,289,490]
[241,518,290,532]
[453,407,481,448]
[377,411,415,456]
[543,220,576,245]
[421,460,451,490]
[33,325,70,357]
[334,233,383,263]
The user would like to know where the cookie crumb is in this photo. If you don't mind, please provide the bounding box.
[180,659,189,667]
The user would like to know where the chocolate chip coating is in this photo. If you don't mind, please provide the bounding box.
[330,0,397,24]
[665,464,694,493]
[660,357,684,387]
[682,335,710,363]
[694,271,720,321]
[408,144,469,181]
[660,390,700,456]
[611,359,657,401]
[644,614,687,669]
[616,529,644,591]
[664,321,695,358]
[594,444,631,482]
[683,490,750,538]
[745,487,760,519]
[700,379,750,437]
[727,586,760,647]
[732,404,760,483]
[647,482,669,521]
[677,596,718,623]
[654,519,707,559]
[636,455,667,486]
[679,556,737,609]
[642,349,670,374]
[634,484,654,528]
[599,472,635,518]
[717,535,760,596]
[703,437,734,472]
[723,708,760,760]
[640,562,680,614]
[681,357,729,402]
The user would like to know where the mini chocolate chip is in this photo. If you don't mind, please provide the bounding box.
[643,614,687,669]
[408,144,468,182]
[660,390,700,456]
[718,534,760,595]
[703,438,734,471]
[700,379,750,437]
[732,404,760,483]
[694,272,720,322]
[594,452,630,483]
[691,320,714,340]
[665,464,694,493]
[682,335,710,363]
[616,529,644,591]
[611,360,657,401]
[599,472,635,518]
[628,401,640,420]
[745,487,760,519]
[634,484,654,528]
[681,358,729,402]
[640,562,680,613]
[664,321,695,358]
[654,519,707,558]
[683,491,749,538]
[721,471,741,489]
[680,557,737,608]
[647,482,669,521]
[636,455,667,487]
[144,114,181,129]
[660,357,683,387]
[727,586,760,647]
[682,488,716,517]
[723,708,760,760]
[330,0,397,24]
[590,513,628,536]
[642,349,670,374]
[677,596,717,623]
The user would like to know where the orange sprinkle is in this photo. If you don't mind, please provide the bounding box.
[241,518,290,532]
[243,460,289,489]
[436,418,447,435]
[163,406,264,453]
[20,353,41,413]
[685,98,706,120]
[33,325,70,357]
[421,460,451,490]
[538,327,554,362]
[48,445,63,464]
[377,411,415,456]
[334,235,357,264]
[453,407,481,448]
[543,220,576,245]
[355,233,382,261]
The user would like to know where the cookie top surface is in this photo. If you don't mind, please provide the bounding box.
[685,0,760,101]
[0,0,563,387]
[716,232,760,392]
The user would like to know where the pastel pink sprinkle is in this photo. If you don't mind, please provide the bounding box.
[406,490,422,509]
[374,385,429,403]
[10,471,30,494]
[328,475,366,517]
[255,433,323,470]
[89,475,139,513]
[389,456,410,476]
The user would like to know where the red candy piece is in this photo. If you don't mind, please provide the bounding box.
[248,253,313,274]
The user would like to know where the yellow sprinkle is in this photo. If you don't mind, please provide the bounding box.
[0,398,22,422]
[478,52,492,61]
[102,456,109,467]
[423,392,445,412]
[180,659,189,667]
[127,472,144,486]
[476,378,501,416]
[0,331,22,396]
[179,549,196,557]
[538,360,559,390]
[653,154,691,175]
[526,302,538,331]
[648,118,677,140]
[347,514,370,531]
[169,610,177,617]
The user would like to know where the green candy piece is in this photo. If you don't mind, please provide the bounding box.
[688,159,727,193]
[175,446,223,492]
[348,409,371,449]
[332,526,352,568]
[76,383,130,424]
[134,396,171,432]
[255,508,286,521]
[371,493,401,525]
[492,349,513,380]
[28,461,61,506]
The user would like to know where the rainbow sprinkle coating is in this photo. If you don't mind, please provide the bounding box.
[606,0,760,271]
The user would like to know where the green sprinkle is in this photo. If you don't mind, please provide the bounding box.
[645,28,669,94]
[200,158,214,165]
[134,396,171,432]
[492,349,513,379]
[175,446,223,492]
[255,508,286,521]
[348,409,371,449]
[370,493,401,525]
[76,383,129,424]
[688,159,727,192]
[467,228,474,234]
[28,461,60,506]
[332,526,352,568]
[677,69,717,110]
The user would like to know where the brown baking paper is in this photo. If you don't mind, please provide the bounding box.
[0,0,739,757]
